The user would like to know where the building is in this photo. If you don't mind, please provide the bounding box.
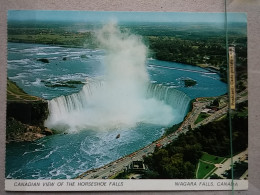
[127,161,147,173]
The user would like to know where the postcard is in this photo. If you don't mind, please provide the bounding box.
[5,10,248,191]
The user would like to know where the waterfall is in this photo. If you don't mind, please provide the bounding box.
[44,23,191,132]
[46,81,102,120]
[45,82,190,132]
[146,84,191,116]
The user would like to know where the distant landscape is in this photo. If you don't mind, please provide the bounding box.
[6,11,248,181]
[8,20,247,85]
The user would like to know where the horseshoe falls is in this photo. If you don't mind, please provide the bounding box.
[6,23,226,179]
[45,82,190,132]
[45,23,190,132]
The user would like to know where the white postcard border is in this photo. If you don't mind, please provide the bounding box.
[5,179,248,191]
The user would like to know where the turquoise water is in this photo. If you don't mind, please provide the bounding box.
[148,60,227,99]
[7,43,226,100]
[6,43,227,179]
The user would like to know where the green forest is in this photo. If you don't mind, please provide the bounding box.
[147,35,247,83]
[142,101,248,179]
[8,21,247,84]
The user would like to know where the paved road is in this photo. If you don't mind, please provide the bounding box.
[194,90,247,129]
[212,149,248,178]
[76,97,210,179]
[76,133,181,179]
[240,170,248,180]
[194,106,228,128]
[76,90,248,179]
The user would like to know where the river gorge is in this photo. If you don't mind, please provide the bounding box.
[6,24,227,179]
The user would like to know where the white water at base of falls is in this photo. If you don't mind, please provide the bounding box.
[44,82,190,132]
[44,23,190,132]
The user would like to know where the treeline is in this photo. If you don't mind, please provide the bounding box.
[8,22,247,84]
[147,36,247,83]
[143,101,248,179]
[143,133,202,179]
[8,26,95,48]
[148,36,226,66]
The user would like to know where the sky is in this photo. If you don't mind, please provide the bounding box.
[8,10,247,24]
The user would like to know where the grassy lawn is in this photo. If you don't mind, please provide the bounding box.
[194,113,210,124]
[201,152,226,164]
[8,32,92,48]
[7,79,40,101]
[196,160,216,179]
[196,153,227,179]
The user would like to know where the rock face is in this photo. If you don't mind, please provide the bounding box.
[183,79,197,87]
[6,118,53,143]
[37,58,49,63]
[6,79,53,142]
[7,100,49,126]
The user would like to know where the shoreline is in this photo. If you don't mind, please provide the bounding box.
[8,41,221,76]
[6,79,53,143]
[75,94,218,179]
[6,42,230,178]
[76,89,247,179]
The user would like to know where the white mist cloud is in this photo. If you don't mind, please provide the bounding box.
[45,22,176,132]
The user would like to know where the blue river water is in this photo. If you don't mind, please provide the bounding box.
[6,42,227,179]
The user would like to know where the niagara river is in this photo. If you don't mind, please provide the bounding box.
[6,25,227,179]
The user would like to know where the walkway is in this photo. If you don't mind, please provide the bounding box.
[76,89,248,179]
[212,149,248,178]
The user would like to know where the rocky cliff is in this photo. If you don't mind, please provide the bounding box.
[7,100,49,126]
[6,79,52,142]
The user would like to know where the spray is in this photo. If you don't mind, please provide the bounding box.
[45,22,177,132]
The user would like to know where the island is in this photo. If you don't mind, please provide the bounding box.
[183,79,197,87]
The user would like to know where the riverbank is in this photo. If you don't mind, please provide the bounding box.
[6,79,53,143]
[8,39,222,76]
[76,88,248,179]
[7,32,225,75]
[75,96,206,179]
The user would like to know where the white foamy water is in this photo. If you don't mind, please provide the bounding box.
[6,23,227,180]
[45,23,183,132]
